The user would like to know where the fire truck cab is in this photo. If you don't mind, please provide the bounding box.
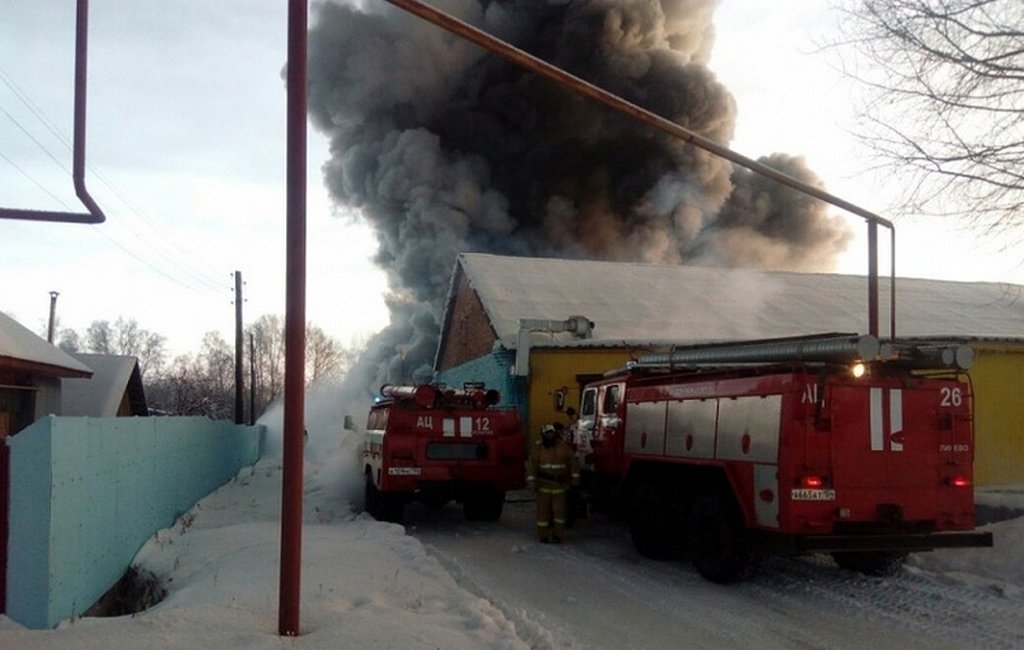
[571,334,993,582]
[363,383,526,523]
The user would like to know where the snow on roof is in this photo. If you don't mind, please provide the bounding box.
[0,311,93,376]
[61,354,145,417]
[457,253,1024,348]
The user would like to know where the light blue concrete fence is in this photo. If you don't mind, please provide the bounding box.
[5,415,263,629]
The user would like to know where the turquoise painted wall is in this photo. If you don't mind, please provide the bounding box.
[434,348,524,411]
[5,416,263,629]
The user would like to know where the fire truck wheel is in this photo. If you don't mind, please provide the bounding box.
[364,473,404,523]
[364,472,379,518]
[629,482,674,560]
[687,495,760,583]
[463,489,505,521]
[831,551,907,577]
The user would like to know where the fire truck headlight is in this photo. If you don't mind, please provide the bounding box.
[851,362,867,379]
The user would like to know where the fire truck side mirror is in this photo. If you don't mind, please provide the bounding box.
[343,415,354,431]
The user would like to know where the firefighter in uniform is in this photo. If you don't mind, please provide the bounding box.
[526,423,580,543]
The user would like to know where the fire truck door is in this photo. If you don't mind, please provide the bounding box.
[592,383,624,475]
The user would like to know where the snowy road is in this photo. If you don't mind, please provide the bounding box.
[406,497,1024,650]
[3,458,1019,649]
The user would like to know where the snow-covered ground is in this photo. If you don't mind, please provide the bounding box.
[2,410,1023,649]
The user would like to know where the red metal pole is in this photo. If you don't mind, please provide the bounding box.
[71,0,104,222]
[868,221,878,338]
[0,0,104,224]
[278,0,307,637]
[890,229,897,339]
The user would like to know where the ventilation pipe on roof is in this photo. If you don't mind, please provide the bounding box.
[514,315,594,377]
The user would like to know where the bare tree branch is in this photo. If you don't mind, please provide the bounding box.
[827,0,1024,243]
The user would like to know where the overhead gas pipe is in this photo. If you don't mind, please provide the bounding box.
[0,0,105,224]
[383,0,897,339]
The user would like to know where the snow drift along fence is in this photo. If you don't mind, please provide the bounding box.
[4,415,262,629]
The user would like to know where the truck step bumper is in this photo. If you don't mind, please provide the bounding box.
[792,531,994,553]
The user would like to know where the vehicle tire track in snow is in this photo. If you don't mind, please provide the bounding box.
[409,503,879,648]
[406,501,1023,649]
[420,540,561,650]
[749,555,1024,650]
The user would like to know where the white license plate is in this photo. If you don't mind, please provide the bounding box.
[387,467,422,476]
[791,488,836,501]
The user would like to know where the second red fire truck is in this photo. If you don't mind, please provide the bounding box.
[569,334,992,582]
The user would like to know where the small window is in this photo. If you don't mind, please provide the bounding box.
[367,408,389,431]
[603,384,621,413]
[580,388,597,417]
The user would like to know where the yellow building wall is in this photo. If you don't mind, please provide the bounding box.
[971,345,1024,486]
[525,348,633,445]
[523,343,1024,486]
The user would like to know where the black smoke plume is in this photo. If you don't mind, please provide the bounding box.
[307,0,851,387]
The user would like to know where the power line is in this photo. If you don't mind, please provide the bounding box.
[87,171,228,291]
[1,65,231,293]
[0,67,72,153]
[0,105,71,174]
[86,223,210,293]
[1,109,218,293]
[0,150,74,209]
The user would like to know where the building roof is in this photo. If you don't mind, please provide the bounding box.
[0,311,93,377]
[61,353,148,417]
[452,253,1024,349]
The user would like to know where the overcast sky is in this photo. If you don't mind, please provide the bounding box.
[2,0,1020,356]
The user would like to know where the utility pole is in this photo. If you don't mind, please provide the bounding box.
[233,271,244,425]
[47,291,60,343]
[249,332,256,425]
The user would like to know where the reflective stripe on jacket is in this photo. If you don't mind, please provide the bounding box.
[526,440,580,490]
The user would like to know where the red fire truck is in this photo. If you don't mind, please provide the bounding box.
[362,383,526,523]
[570,334,993,583]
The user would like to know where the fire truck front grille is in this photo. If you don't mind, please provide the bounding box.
[425,442,488,461]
